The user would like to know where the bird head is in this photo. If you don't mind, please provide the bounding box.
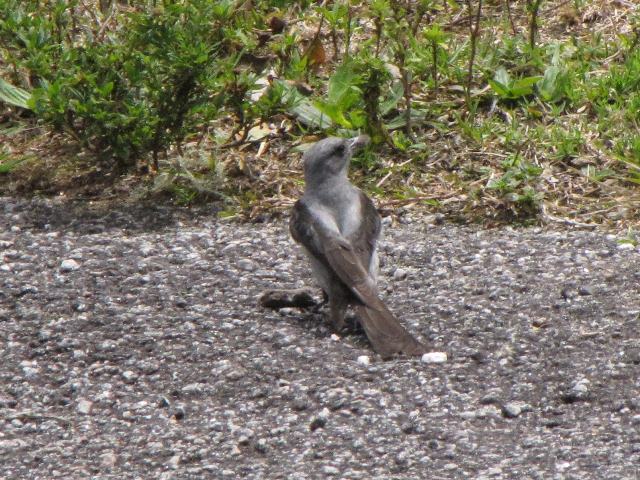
[302,135,370,186]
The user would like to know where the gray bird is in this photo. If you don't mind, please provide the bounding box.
[290,135,426,358]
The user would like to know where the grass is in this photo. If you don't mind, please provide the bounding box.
[0,0,639,230]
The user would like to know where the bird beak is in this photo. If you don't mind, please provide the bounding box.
[348,135,370,155]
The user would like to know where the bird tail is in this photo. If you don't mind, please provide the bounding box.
[354,304,426,359]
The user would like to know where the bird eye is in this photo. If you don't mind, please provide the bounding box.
[333,143,346,155]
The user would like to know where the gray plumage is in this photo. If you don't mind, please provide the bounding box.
[290,135,426,359]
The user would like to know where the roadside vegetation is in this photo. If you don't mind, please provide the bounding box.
[0,0,638,228]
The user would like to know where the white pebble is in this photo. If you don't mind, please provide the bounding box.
[357,355,370,366]
[393,268,408,281]
[77,399,93,414]
[100,452,117,467]
[168,454,181,469]
[421,352,448,364]
[121,370,138,382]
[139,243,155,256]
[322,466,340,475]
[60,259,80,272]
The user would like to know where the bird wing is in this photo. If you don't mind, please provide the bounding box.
[290,197,382,310]
[350,192,381,272]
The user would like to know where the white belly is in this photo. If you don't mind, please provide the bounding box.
[339,199,362,237]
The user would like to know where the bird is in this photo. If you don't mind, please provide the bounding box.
[289,135,426,359]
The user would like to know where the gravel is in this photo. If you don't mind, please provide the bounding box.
[1,197,639,479]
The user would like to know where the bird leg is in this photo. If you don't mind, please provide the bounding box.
[328,290,348,331]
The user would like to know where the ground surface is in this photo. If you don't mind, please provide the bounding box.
[1,197,639,480]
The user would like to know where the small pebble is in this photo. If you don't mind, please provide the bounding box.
[237,259,256,272]
[322,466,340,476]
[393,268,408,281]
[168,454,181,469]
[100,452,117,467]
[60,259,80,272]
[501,402,523,418]
[578,286,593,296]
[254,438,268,453]
[561,378,591,403]
[421,352,448,364]
[121,370,138,383]
[182,383,204,394]
[77,399,93,415]
[357,355,370,366]
[310,407,330,431]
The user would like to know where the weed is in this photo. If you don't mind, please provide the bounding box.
[617,228,638,247]
[489,67,542,101]
[536,44,578,105]
[423,24,448,92]
[549,126,584,161]
[315,62,365,130]
[486,154,544,218]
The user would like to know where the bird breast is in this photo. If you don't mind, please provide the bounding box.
[338,196,363,238]
[320,187,363,238]
[307,184,363,238]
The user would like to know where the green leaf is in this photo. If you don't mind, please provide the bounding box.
[488,79,510,97]
[327,63,359,105]
[99,81,114,96]
[424,25,446,43]
[538,66,561,101]
[512,76,543,89]
[348,109,367,129]
[384,109,428,130]
[380,80,404,116]
[315,101,352,128]
[0,78,32,109]
[494,67,511,87]
[290,101,333,129]
[509,84,536,98]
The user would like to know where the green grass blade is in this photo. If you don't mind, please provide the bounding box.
[0,78,32,109]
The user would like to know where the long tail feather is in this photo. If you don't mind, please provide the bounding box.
[355,304,426,359]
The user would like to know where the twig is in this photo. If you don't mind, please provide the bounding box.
[376,171,393,188]
[96,7,117,42]
[380,194,461,207]
[540,205,598,229]
[465,0,483,111]
[79,0,100,32]
[374,157,415,189]
[468,151,509,158]
[220,124,249,149]
[505,0,517,35]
